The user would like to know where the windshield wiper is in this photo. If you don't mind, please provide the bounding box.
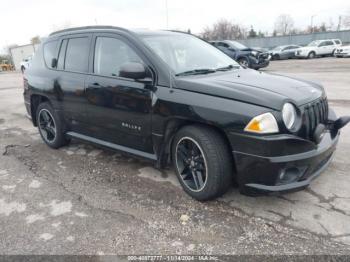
[175,68,217,76]
[215,64,240,71]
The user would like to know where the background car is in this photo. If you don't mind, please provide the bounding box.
[295,39,342,59]
[334,45,350,58]
[210,40,270,69]
[270,45,301,60]
[20,55,32,73]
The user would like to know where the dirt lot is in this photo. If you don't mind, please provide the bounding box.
[1,57,350,255]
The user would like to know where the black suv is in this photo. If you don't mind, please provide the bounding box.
[210,40,270,69]
[24,26,349,201]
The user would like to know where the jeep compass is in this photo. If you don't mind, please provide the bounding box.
[23,26,349,200]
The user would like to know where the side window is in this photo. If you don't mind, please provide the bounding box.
[217,42,229,48]
[65,37,90,72]
[57,39,68,70]
[94,37,142,77]
[325,41,333,46]
[43,40,58,69]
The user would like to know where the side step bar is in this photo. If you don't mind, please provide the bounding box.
[66,131,157,161]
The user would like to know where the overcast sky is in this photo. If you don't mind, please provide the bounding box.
[1,0,349,53]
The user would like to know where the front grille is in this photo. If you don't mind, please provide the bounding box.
[300,97,328,140]
[258,53,269,60]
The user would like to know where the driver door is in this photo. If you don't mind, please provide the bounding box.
[83,33,154,153]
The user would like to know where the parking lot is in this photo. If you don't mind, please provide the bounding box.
[0,57,350,255]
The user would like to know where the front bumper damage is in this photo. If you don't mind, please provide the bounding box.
[228,108,349,196]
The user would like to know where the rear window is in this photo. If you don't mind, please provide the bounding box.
[43,40,58,69]
[65,37,90,72]
[334,40,341,45]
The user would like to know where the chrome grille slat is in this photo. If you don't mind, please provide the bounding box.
[302,97,328,140]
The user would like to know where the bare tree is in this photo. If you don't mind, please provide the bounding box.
[274,14,294,35]
[30,36,41,45]
[200,19,247,41]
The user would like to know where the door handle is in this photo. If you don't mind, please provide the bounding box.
[88,82,101,88]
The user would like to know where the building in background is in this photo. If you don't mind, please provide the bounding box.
[10,44,40,71]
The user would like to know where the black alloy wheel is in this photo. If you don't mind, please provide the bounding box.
[175,137,208,192]
[36,102,70,149]
[38,109,57,143]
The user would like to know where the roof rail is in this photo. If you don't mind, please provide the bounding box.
[49,25,129,36]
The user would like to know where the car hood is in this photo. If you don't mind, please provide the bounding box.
[175,69,324,110]
[338,46,350,50]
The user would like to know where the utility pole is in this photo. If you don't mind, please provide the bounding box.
[311,15,316,33]
[165,0,169,29]
[337,16,342,31]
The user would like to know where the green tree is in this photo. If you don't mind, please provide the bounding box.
[248,26,257,38]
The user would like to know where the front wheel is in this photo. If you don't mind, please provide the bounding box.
[172,126,233,201]
[307,52,316,59]
[273,54,280,60]
[238,57,250,68]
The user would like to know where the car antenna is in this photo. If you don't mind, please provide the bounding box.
[165,0,173,92]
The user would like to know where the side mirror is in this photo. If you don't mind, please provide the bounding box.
[119,62,153,84]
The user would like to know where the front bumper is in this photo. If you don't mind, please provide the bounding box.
[250,58,270,69]
[295,52,309,58]
[228,109,344,196]
[335,52,350,58]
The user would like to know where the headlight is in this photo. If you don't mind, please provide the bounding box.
[282,103,297,130]
[251,51,258,57]
[244,112,279,134]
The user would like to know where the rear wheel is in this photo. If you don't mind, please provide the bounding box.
[172,126,233,201]
[36,102,70,149]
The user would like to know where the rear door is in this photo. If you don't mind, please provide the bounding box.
[83,33,154,153]
[55,34,92,132]
[318,41,334,55]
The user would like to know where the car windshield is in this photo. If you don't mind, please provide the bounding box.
[141,33,239,75]
[227,41,247,50]
[308,41,321,47]
[273,46,283,51]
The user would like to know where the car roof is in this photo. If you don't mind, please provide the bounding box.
[49,26,186,38]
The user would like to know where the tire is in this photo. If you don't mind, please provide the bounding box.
[238,57,250,68]
[171,125,233,201]
[273,54,280,60]
[307,52,316,59]
[36,102,70,149]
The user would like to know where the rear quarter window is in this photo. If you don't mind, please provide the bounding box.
[43,40,59,69]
